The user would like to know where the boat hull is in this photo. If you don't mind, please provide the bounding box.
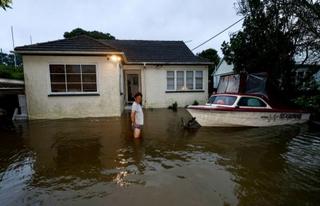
[187,108,310,127]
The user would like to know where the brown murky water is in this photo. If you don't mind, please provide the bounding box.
[0,109,320,206]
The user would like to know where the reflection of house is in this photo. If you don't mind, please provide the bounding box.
[15,35,211,119]
[212,59,234,89]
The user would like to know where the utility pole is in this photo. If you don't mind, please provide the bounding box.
[11,26,17,67]
[0,48,3,64]
[30,35,32,44]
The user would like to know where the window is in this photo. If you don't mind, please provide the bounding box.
[208,95,237,106]
[237,97,266,107]
[176,71,184,90]
[296,71,305,84]
[195,71,203,89]
[186,71,194,89]
[166,70,204,91]
[167,71,175,90]
[49,64,97,93]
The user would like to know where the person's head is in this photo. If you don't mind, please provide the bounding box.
[134,92,142,104]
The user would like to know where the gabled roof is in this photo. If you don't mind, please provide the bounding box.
[212,58,234,76]
[15,35,120,53]
[15,35,211,65]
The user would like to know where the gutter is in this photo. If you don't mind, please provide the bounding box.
[0,78,24,85]
[13,50,128,63]
[125,61,214,65]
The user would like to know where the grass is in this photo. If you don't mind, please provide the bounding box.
[0,64,24,80]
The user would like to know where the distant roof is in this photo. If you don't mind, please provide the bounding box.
[15,35,211,65]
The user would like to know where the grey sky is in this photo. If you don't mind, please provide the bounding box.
[0,0,243,56]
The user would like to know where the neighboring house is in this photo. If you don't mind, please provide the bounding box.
[212,58,234,89]
[15,35,211,119]
[213,56,320,90]
[294,53,320,87]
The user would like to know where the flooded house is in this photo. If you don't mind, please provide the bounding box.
[14,35,211,119]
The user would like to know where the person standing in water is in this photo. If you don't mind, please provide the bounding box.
[131,92,144,138]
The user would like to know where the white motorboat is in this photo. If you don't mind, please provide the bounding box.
[187,94,310,127]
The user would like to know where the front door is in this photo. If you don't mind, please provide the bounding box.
[126,73,140,103]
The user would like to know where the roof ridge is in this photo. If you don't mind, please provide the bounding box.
[15,37,67,48]
[102,39,184,42]
[15,35,119,50]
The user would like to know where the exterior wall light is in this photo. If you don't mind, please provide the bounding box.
[110,55,121,62]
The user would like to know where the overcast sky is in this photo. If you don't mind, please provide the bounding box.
[0,0,243,56]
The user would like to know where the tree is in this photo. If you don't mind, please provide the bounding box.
[0,0,11,10]
[0,51,22,66]
[221,0,320,96]
[64,28,115,40]
[197,48,221,78]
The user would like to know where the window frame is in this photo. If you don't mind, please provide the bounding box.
[48,63,99,96]
[166,71,176,91]
[236,96,268,108]
[166,70,204,92]
[195,71,203,90]
[176,70,185,90]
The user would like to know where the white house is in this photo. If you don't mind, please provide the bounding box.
[213,56,320,89]
[15,35,211,119]
[212,58,234,89]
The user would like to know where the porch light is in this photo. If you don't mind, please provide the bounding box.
[110,55,121,62]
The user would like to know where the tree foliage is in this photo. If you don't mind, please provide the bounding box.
[0,51,22,66]
[0,0,12,10]
[197,48,221,79]
[0,64,23,80]
[64,28,116,40]
[222,0,320,95]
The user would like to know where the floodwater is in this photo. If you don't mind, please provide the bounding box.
[0,109,319,206]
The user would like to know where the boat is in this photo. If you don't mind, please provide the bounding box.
[187,93,310,127]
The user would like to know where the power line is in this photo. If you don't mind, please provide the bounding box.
[192,17,245,51]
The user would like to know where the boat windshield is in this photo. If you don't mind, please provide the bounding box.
[208,95,237,106]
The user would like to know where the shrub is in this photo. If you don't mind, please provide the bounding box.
[0,64,24,80]
[293,95,320,120]
[192,100,199,105]
[168,101,178,111]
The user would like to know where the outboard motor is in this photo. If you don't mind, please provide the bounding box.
[181,117,201,129]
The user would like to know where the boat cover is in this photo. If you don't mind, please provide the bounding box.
[217,72,268,96]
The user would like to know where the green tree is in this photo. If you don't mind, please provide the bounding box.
[0,0,12,10]
[197,48,221,78]
[221,0,320,96]
[0,51,22,66]
[64,28,115,40]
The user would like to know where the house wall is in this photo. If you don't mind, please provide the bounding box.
[213,60,234,88]
[123,65,209,108]
[23,55,123,119]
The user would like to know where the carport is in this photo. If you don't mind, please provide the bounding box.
[0,78,27,120]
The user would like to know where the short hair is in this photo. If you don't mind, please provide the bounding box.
[134,92,142,98]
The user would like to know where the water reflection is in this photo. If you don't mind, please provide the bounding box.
[0,109,319,205]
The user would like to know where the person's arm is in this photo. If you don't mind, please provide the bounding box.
[131,110,136,126]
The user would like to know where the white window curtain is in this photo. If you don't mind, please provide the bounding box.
[195,71,203,89]
[167,71,175,90]
[186,71,194,89]
[176,71,184,90]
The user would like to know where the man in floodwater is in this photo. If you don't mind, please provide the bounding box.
[131,92,144,138]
